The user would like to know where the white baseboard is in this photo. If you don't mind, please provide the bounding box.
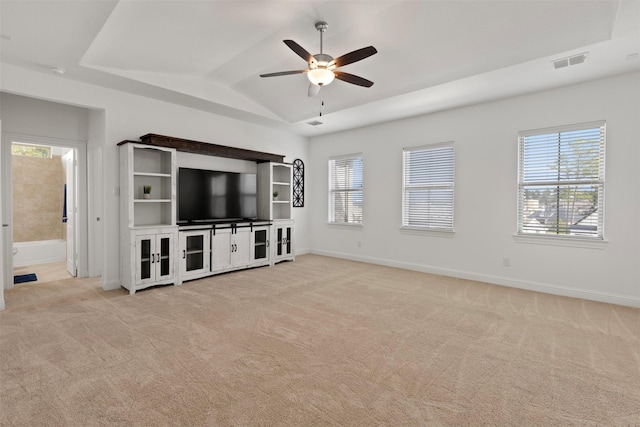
[102,279,121,291]
[0,298,5,311]
[310,250,640,308]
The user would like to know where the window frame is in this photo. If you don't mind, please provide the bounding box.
[516,121,606,242]
[328,153,364,226]
[401,142,455,233]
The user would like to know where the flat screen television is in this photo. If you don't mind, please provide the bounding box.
[178,167,257,223]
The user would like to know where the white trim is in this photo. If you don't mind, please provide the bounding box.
[519,120,606,137]
[295,248,311,256]
[400,227,455,237]
[327,222,364,229]
[328,152,363,161]
[513,234,608,249]
[403,141,454,151]
[101,279,121,291]
[309,250,639,308]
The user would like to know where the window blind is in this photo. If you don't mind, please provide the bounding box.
[517,121,605,238]
[329,154,363,224]
[402,143,454,230]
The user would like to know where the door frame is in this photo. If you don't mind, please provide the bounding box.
[0,120,5,309]
[2,132,89,290]
[62,149,77,277]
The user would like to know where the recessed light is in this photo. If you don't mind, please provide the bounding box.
[307,120,323,126]
[50,67,66,75]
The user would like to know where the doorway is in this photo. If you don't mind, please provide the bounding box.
[3,135,88,289]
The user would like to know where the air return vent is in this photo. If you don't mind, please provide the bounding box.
[553,53,588,69]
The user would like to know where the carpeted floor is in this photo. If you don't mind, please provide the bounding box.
[1,254,639,425]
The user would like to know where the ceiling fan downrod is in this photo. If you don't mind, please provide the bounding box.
[315,21,328,55]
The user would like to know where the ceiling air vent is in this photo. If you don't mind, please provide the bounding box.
[553,53,588,69]
[307,120,323,126]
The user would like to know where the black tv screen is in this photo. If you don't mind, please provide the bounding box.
[178,168,257,222]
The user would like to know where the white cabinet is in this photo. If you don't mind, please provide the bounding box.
[178,230,211,282]
[211,225,250,272]
[119,142,178,294]
[121,228,177,294]
[251,226,270,264]
[258,162,292,220]
[211,224,272,273]
[211,227,233,272]
[272,220,295,264]
[120,143,176,227]
[119,139,293,293]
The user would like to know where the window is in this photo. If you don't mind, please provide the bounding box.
[328,154,363,224]
[517,121,605,239]
[402,143,454,231]
[12,143,51,158]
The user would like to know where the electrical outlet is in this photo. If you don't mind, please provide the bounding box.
[502,257,511,267]
[112,187,120,196]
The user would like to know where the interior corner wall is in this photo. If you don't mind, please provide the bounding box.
[308,71,640,307]
[1,63,310,290]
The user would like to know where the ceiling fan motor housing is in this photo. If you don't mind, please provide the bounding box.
[311,53,334,69]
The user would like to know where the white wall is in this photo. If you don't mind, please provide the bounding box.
[0,92,89,141]
[1,63,309,290]
[308,72,640,307]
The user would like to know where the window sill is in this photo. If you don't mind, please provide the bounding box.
[327,222,363,229]
[400,227,455,237]
[513,234,608,249]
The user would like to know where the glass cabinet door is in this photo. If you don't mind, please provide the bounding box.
[285,227,292,255]
[139,237,152,280]
[254,229,268,260]
[158,235,172,278]
[276,228,283,256]
[185,234,204,272]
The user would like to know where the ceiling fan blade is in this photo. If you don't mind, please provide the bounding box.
[283,40,314,64]
[260,70,307,78]
[331,46,377,68]
[308,83,321,97]
[334,71,374,88]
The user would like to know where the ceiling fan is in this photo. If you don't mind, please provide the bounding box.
[260,21,377,97]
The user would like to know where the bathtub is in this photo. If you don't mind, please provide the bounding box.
[13,239,66,267]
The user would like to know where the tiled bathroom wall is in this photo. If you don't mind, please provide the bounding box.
[13,154,65,242]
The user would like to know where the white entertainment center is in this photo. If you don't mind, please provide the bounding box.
[119,134,295,294]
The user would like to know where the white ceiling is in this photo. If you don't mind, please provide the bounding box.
[1,0,639,137]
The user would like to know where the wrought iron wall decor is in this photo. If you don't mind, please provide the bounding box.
[292,159,304,207]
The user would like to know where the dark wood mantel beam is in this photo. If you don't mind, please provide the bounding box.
[117,133,284,163]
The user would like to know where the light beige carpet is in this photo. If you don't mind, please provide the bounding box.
[1,254,639,426]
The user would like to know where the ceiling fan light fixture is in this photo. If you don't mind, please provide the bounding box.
[308,68,334,86]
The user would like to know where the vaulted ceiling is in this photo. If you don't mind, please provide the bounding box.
[1,1,639,136]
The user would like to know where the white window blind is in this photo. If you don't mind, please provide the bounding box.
[517,121,605,239]
[329,154,363,224]
[402,143,454,230]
